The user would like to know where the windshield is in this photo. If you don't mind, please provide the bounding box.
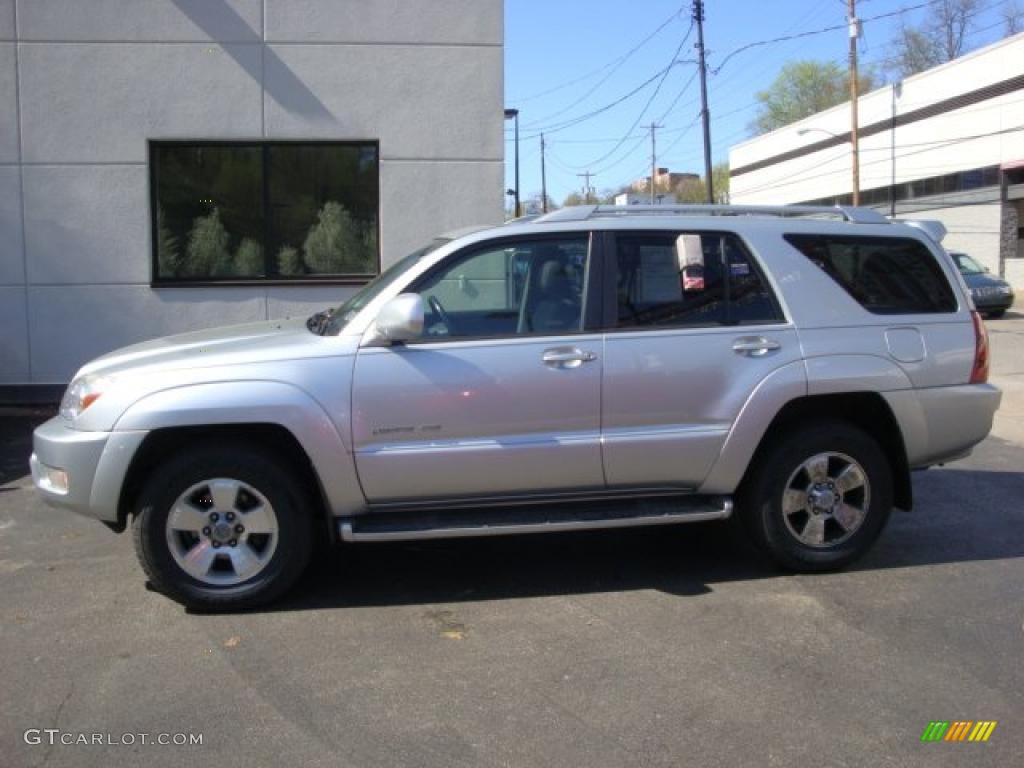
[318,239,450,335]
[952,252,985,275]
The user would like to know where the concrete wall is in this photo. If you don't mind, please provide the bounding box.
[0,0,504,385]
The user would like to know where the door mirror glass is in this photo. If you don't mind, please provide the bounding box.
[374,293,424,342]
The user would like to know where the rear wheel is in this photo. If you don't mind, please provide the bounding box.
[131,443,313,609]
[739,422,893,571]
[986,309,1006,319]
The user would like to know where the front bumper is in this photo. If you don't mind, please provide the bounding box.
[31,417,148,523]
[972,292,1014,313]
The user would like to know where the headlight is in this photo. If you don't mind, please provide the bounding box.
[59,375,111,420]
[999,285,1012,295]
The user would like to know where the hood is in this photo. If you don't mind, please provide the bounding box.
[77,317,329,379]
[961,271,1009,290]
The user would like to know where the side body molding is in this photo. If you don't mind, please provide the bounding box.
[699,360,807,494]
[114,381,365,516]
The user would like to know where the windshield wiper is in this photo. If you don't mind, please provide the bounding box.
[306,307,335,336]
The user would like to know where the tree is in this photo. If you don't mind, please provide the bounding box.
[892,25,942,77]
[277,246,304,276]
[303,201,367,274]
[562,191,588,207]
[671,163,730,204]
[890,0,983,77]
[1004,1,1024,34]
[234,238,263,277]
[752,60,876,135]
[184,208,231,277]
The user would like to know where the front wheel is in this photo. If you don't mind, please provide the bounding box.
[131,443,313,610]
[739,422,893,571]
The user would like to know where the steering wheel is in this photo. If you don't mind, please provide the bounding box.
[427,295,455,334]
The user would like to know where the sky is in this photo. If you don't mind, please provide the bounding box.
[503,0,1018,206]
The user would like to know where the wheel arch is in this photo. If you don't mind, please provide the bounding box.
[742,392,912,511]
[109,379,365,532]
[115,423,333,536]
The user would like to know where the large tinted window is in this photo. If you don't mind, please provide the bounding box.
[615,232,781,328]
[152,142,379,283]
[414,237,589,339]
[785,234,957,314]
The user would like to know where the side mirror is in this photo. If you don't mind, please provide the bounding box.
[373,293,424,343]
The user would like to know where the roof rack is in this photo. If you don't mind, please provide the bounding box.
[533,204,890,225]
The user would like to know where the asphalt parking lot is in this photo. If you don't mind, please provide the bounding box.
[2,312,1022,768]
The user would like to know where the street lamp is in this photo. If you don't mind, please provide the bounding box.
[504,108,520,218]
[796,126,860,206]
[890,81,902,218]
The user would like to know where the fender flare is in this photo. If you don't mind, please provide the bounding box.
[114,380,364,516]
[700,354,916,494]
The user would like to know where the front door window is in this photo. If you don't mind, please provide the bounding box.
[414,237,590,339]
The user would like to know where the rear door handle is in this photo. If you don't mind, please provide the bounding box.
[732,336,781,357]
[542,347,598,368]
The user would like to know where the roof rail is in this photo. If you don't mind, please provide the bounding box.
[532,204,890,225]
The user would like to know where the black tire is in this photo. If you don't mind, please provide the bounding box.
[738,421,893,572]
[986,310,1006,319]
[131,442,313,610]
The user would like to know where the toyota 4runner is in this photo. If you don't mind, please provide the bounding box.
[30,204,1001,609]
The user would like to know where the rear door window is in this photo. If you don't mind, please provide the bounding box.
[613,232,782,328]
[785,234,957,314]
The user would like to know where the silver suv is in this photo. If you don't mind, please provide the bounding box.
[30,205,1001,609]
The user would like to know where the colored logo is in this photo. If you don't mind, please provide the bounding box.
[921,721,997,742]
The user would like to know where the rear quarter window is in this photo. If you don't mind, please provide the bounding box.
[784,234,957,314]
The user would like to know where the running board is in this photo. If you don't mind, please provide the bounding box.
[338,497,733,543]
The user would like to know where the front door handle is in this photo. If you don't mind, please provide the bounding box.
[542,347,598,368]
[732,336,781,357]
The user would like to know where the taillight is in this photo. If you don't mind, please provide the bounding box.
[970,310,989,384]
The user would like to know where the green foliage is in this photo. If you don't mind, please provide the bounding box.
[277,246,304,276]
[302,201,370,274]
[752,60,876,135]
[234,238,264,277]
[156,206,182,278]
[184,208,231,277]
[651,163,730,204]
[562,191,588,207]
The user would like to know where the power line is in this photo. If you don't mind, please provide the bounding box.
[509,5,686,105]
[711,0,949,76]
[573,34,697,171]
[522,18,694,130]
[518,63,687,141]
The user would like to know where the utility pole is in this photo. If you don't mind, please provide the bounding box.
[577,172,595,204]
[540,133,548,213]
[847,0,861,206]
[693,0,714,203]
[649,122,662,204]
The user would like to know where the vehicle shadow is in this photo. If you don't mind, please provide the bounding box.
[263,462,1024,614]
[0,407,56,488]
[2,408,1018,613]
